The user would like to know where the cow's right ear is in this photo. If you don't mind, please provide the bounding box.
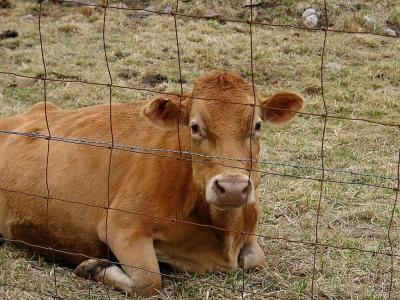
[142,96,189,128]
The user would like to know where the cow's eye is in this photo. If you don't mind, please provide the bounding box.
[190,124,200,136]
[255,122,262,132]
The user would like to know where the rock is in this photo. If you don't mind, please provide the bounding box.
[0,29,18,40]
[163,4,172,14]
[22,14,36,21]
[326,62,341,72]
[384,28,397,36]
[143,74,168,87]
[303,15,318,28]
[302,8,316,19]
[0,92,3,101]
[363,15,377,29]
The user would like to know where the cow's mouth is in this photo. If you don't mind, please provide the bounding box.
[212,202,244,210]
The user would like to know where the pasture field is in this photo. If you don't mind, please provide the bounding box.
[0,0,399,299]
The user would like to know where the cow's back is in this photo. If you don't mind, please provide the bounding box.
[0,100,188,264]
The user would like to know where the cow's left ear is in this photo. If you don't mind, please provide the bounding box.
[142,96,189,128]
[261,92,304,124]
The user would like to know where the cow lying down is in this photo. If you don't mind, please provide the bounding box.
[0,71,304,296]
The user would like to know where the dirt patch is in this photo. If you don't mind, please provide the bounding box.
[118,69,138,80]
[0,29,18,40]
[0,0,11,9]
[143,74,168,86]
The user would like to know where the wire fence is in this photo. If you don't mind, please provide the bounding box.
[0,0,399,299]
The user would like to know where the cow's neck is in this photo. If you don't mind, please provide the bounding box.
[187,187,255,246]
[171,142,257,248]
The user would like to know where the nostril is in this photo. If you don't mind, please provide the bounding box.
[215,180,225,194]
[242,185,249,195]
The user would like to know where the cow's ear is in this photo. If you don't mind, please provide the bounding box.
[261,92,304,124]
[142,96,189,128]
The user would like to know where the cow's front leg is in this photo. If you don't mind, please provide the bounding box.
[240,238,266,271]
[92,219,162,296]
[110,234,161,296]
[75,259,133,292]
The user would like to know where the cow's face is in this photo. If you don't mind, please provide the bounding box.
[143,71,303,210]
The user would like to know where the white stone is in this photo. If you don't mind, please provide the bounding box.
[302,8,316,19]
[363,15,376,27]
[303,15,318,28]
[384,28,397,36]
[163,4,173,14]
[326,62,341,72]
[22,14,35,21]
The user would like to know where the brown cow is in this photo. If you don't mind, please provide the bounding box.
[0,70,303,296]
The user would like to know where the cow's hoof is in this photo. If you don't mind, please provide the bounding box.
[0,234,4,247]
[74,259,112,279]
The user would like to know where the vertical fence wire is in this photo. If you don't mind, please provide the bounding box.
[101,1,113,299]
[387,149,400,299]
[172,0,184,297]
[311,1,329,298]
[38,2,58,299]
[243,0,257,298]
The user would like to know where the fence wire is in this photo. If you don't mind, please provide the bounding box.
[0,0,399,299]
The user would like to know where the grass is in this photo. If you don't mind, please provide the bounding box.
[0,0,399,299]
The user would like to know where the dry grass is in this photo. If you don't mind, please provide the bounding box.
[0,0,399,299]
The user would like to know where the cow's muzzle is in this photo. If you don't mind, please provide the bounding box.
[206,174,255,210]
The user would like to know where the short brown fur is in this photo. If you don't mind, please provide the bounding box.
[0,71,303,296]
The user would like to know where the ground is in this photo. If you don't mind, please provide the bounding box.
[0,0,399,299]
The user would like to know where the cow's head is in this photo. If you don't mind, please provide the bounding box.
[142,71,303,210]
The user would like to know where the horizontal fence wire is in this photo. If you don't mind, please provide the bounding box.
[0,129,397,190]
[1,237,287,299]
[0,0,399,299]
[1,71,400,129]
[0,186,398,259]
